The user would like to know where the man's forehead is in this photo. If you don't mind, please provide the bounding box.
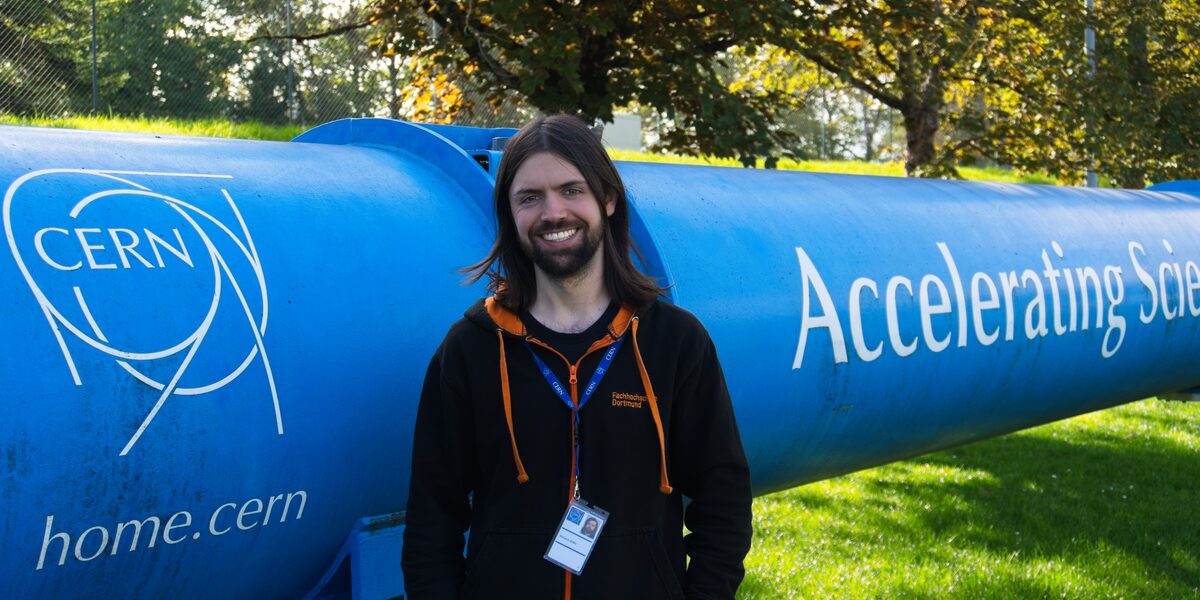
[510,152,587,192]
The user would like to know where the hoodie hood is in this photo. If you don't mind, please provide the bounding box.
[465,297,516,332]
[465,296,672,495]
[466,297,636,341]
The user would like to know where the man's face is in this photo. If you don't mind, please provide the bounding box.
[509,152,615,279]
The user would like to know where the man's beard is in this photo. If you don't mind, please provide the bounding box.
[524,220,605,279]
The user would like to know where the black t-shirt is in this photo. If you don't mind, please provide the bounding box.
[520,302,621,363]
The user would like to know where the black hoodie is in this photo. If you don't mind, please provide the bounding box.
[402,298,752,600]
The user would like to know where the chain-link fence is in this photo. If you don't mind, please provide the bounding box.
[0,0,528,128]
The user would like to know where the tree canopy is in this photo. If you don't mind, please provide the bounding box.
[784,0,1200,185]
[1083,0,1200,188]
[782,1,1068,177]
[0,0,90,114]
[372,0,800,159]
[4,0,1198,187]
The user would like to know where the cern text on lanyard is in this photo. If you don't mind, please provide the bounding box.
[525,336,625,499]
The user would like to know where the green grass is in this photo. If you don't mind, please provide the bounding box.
[0,114,304,141]
[607,148,1060,184]
[739,398,1200,599]
[0,114,1057,184]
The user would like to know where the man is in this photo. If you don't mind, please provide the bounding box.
[401,115,752,599]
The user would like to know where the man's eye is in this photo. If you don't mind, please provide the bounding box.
[564,188,582,196]
[519,195,539,204]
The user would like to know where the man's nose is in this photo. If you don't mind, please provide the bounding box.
[541,191,570,220]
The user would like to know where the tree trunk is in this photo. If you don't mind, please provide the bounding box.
[897,48,950,178]
[902,102,940,177]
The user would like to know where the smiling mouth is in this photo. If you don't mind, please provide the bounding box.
[539,228,579,242]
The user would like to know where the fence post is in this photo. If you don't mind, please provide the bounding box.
[90,0,98,114]
[286,0,296,122]
[1085,0,1098,187]
[389,54,399,120]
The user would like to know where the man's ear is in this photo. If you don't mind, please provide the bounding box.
[605,191,616,217]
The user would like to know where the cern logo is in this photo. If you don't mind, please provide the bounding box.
[4,169,281,456]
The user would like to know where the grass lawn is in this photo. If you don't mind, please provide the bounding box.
[740,398,1200,599]
[0,114,304,141]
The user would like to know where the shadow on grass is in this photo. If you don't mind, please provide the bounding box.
[746,407,1200,598]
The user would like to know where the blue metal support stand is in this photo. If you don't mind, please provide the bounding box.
[305,513,407,600]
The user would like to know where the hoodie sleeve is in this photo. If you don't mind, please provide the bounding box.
[401,339,477,599]
[670,328,753,600]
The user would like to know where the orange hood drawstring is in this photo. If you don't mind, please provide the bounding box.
[496,328,530,484]
[485,297,671,495]
[631,316,673,495]
[486,298,531,485]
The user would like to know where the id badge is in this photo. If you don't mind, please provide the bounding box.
[544,499,608,575]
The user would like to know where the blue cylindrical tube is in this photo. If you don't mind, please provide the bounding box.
[2,118,1198,598]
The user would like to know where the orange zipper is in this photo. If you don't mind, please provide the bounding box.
[525,335,616,600]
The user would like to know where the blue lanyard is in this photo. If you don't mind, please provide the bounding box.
[525,335,625,494]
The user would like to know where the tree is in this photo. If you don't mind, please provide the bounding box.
[235,41,291,123]
[96,0,240,118]
[1084,0,1200,188]
[952,0,1200,188]
[945,4,1090,183]
[372,0,800,160]
[850,86,902,162]
[299,27,389,122]
[786,1,1061,177]
[787,1,1200,186]
[237,0,402,125]
[0,0,90,115]
[725,46,903,162]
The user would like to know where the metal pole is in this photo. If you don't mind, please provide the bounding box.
[90,0,98,114]
[389,53,399,120]
[1085,0,1098,187]
[286,0,295,122]
[818,68,826,160]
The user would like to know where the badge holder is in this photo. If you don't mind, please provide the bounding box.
[544,499,609,575]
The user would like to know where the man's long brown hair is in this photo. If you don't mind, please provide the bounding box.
[463,115,665,312]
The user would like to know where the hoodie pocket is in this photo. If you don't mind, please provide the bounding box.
[574,528,685,600]
[461,529,562,599]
